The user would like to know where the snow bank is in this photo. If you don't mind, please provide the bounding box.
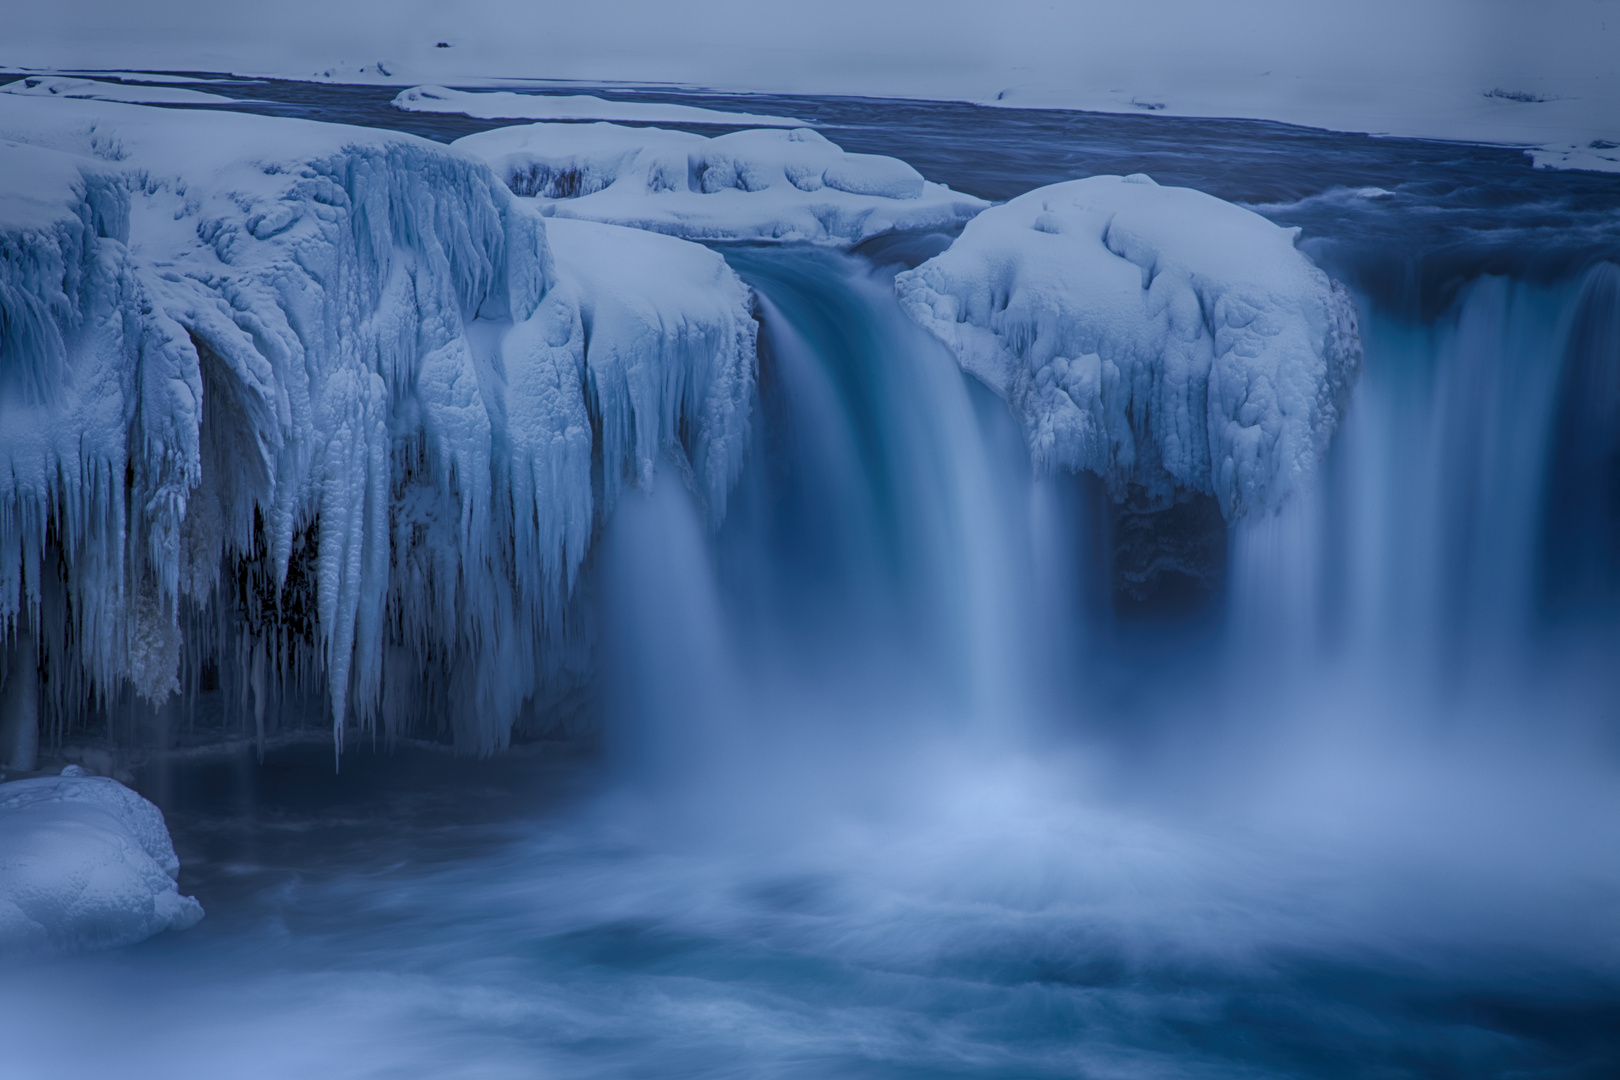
[393,85,801,128]
[454,122,988,246]
[896,175,1360,518]
[0,76,235,105]
[0,770,202,954]
[0,95,756,751]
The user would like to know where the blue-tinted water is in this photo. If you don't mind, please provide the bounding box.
[3,79,1618,1079]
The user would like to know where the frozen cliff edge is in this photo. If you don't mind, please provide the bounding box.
[895,175,1361,519]
[0,96,756,752]
[453,122,989,246]
[0,770,202,954]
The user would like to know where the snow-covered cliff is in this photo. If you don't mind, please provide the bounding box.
[0,97,757,753]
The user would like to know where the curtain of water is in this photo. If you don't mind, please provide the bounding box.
[1229,263,1620,702]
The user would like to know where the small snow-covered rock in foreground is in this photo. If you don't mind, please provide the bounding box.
[895,175,1360,518]
[454,122,989,246]
[0,770,202,955]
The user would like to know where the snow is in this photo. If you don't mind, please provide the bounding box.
[0,770,202,954]
[0,94,756,752]
[453,122,988,245]
[393,85,803,128]
[5,1,1616,170]
[895,174,1360,519]
[0,75,235,105]
[1530,140,1620,175]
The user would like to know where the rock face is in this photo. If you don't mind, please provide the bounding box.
[896,174,1361,522]
[0,771,202,955]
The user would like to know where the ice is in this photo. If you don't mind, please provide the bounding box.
[0,76,235,105]
[0,96,756,752]
[895,174,1361,518]
[392,85,802,128]
[0,770,202,954]
[454,122,988,245]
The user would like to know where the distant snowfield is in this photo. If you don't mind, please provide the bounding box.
[392,85,804,127]
[0,75,235,105]
[4,0,1618,171]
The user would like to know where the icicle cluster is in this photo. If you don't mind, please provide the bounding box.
[0,96,757,752]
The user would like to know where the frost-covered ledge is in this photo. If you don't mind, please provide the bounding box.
[896,175,1361,520]
[453,122,989,246]
[0,96,757,754]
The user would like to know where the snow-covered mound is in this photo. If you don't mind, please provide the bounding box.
[393,85,801,128]
[453,122,989,246]
[0,95,756,751]
[895,175,1360,518]
[547,219,755,522]
[0,770,202,954]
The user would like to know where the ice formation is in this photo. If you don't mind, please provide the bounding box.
[0,770,202,954]
[895,175,1360,518]
[393,85,801,128]
[453,122,988,245]
[0,95,756,752]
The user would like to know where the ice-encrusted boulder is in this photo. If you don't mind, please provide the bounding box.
[896,175,1361,518]
[454,122,989,246]
[0,96,756,752]
[0,770,202,954]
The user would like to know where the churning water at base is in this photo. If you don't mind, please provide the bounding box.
[4,85,1620,1078]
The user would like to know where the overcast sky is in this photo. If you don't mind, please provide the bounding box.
[4,1,1616,142]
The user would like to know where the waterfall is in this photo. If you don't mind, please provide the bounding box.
[1229,262,1620,701]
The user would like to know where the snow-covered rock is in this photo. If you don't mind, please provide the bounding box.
[0,95,756,751]
[895,175,1360,518]
[0,770,202,954]
[393,85,801,128]
[454,122,989,246]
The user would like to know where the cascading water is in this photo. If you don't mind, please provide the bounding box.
[2,82,1618,1079]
